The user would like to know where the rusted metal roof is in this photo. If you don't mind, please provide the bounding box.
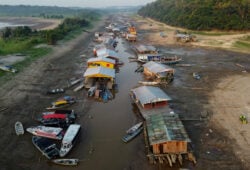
[143,61,174,74]
[134,44,157,53]
[131,86,171,105]
[146,111,191,145]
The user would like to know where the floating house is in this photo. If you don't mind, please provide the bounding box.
[96,48,119,58]
[134,44,158,54]
[143,61,174,83]
[87,57,115,69]
[145,111,196,166]
[130,85,196,166]
[84,67,115,89]
[130,86,171,116]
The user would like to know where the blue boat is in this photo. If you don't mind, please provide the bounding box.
[122,127,143,143]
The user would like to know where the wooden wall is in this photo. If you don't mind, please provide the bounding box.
[152,141,187,154]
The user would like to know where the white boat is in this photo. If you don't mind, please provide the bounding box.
[26,126,64,140]
[126,122,143,134]
[15,121,24,135]
[138,81,159,85]
[73,83,84,92]
[59,124,81,157]
[52,158,79,166]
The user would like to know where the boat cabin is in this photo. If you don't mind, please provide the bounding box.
[84,66,115,89]
[60,124,81,157]
[87,57,115,69]
[143,61,174,83]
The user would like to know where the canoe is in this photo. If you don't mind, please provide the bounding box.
[15,121,24,135]
[52,158,79,166]
[126,122,143,134]
[122,127,143,143]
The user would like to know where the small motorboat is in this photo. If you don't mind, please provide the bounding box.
[126,122,143,134]
[122,127,143,143]
[32,136,59,159]
[38,110,76,127]
[51,158,79,166]
[46,96,76,110]
[47,88,65,94]
[26,126,64,140]
[0,65,17,73]
[15,121,24,135]
[87,86,96,97]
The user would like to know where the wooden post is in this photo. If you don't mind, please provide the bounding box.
[166,154,172,167]
[178,154,183,165]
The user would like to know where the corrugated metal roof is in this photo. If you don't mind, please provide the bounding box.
[134,44,157,53]
[143,61,174,74]
[87,57,116,64]
[146,112,191,145]
[97,48,119,58]
[84,66,115,78]
[131,86,171,105]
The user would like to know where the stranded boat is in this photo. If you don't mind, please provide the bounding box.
[32,136,59,159]
[46,96,76,110]
[51,158,79,166]
[26,126,64,140]
[122,126,143,143]
[137,54,182,65]
[15,121,24,136]
[59,124,81,157]
[38,110,76,127]
[126,122,143,134]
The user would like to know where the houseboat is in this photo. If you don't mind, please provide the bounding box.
[142,61,174,83]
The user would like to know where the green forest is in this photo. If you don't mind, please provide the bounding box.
[138,0,249,30]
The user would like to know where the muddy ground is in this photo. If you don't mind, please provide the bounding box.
[0,14,249,170]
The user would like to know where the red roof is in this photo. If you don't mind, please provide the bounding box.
[43,114,67,119]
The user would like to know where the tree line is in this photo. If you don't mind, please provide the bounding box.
[1,17,91,45]
[138,0,249,30]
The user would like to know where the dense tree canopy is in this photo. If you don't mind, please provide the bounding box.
[138,0,249,30]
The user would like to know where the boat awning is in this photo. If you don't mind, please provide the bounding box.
[143,61,174,74]
[84,67,115,78]
[87,57,116,64]
[131,86,171,105]
[146,112,191,145]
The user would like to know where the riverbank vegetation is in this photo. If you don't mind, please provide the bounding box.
[0,10,100,55]
[0,6,100,78]
[138,0,249,31]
